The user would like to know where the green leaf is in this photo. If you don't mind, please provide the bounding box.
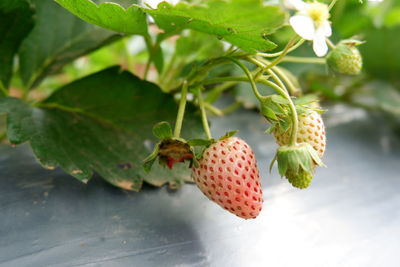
[0,0,34,88]
[55,0,148,35]
[19,0,120,89]
[219,130,238,140]
[146,0,286,53]
[143,143,160,173]
[152,121,173,139]
[176,31,224,60]
[0,67,202,191]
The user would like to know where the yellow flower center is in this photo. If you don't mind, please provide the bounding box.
[307,2,330,25]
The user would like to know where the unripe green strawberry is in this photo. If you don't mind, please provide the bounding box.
[276,143,323,189]
[326,40,363,75]
[274,111,326,158]
[192,137,263,219]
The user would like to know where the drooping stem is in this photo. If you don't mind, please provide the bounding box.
[223,57,264,101]
[259,78,299,146]
[255,37,299,79]
[143,34,153,80]
[329,0,339,10]
[281,56,326,64]
[256,57,302,96]
[326,39,336,49]
[257,38,305,58]
[173,81,188,138]
[197,88,212,140]
[272,66,301,96]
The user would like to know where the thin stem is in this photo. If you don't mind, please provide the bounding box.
[204,81,238,103]
[143,34,153,80]
[326,39,336,49]
[246,57,289,94]
[272,66,301,96]
[257,38,305,58]
[197,88,212,140]
[122,38,132,70]
[329,0,338,10]
[199,76,249,86]
[204,102,224,116]
[257,37,298,77]
[173,81,188,138]
[223,57,264,101]
[281,56,326,64]
[258,78,298,146]
[248,56,299,96]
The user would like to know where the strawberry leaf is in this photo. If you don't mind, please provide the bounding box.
[19,0,120,88]
[55,0,148,35]
[152,121,173,139]
[0,67,202,191]
[219,130,239,140]
[146,0,286,53]
[0,0,34,88]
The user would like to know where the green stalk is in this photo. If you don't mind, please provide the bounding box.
[173,81,189,138]
[326,39,336,49]
[272,66,301,96]
[197,88,212,140]
[252,56,301,96]
[329,0,339,10]
[281,56,326,64]
[223,57,264,101]
[143,34,153,80]
[257,38,305,58]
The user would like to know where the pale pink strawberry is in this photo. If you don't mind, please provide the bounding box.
[192,137,263,219]
[274,111,326,158]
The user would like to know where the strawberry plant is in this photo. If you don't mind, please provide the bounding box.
[0,0,377,219]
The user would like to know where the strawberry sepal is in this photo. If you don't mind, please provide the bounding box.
[275,143,325,189]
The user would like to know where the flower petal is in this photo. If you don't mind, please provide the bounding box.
[313,29,328,57]
[290,15,315,40]
[284,0,307,10]
[321,21,332,37]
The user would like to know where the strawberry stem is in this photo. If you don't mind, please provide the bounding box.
[197,88,212,140]
[257,38,305,58]
[329,0,338,10]
[173,81,188,138]
[281,56,326,64]
[223,57,264,102]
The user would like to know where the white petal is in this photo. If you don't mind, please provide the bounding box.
[284,0,307,10]
[321,21,332,37]
[313,29,328,57]
[290,15,315,40]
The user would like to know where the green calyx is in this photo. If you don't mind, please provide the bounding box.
[144,121,197,172]
[326,40,363,75]
[274,143,324,189]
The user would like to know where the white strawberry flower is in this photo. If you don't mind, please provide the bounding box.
[285,0,332,57]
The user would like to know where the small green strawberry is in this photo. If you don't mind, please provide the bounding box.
[326,40,363,75]
[275,143,324,189]
[272,110,326,189]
